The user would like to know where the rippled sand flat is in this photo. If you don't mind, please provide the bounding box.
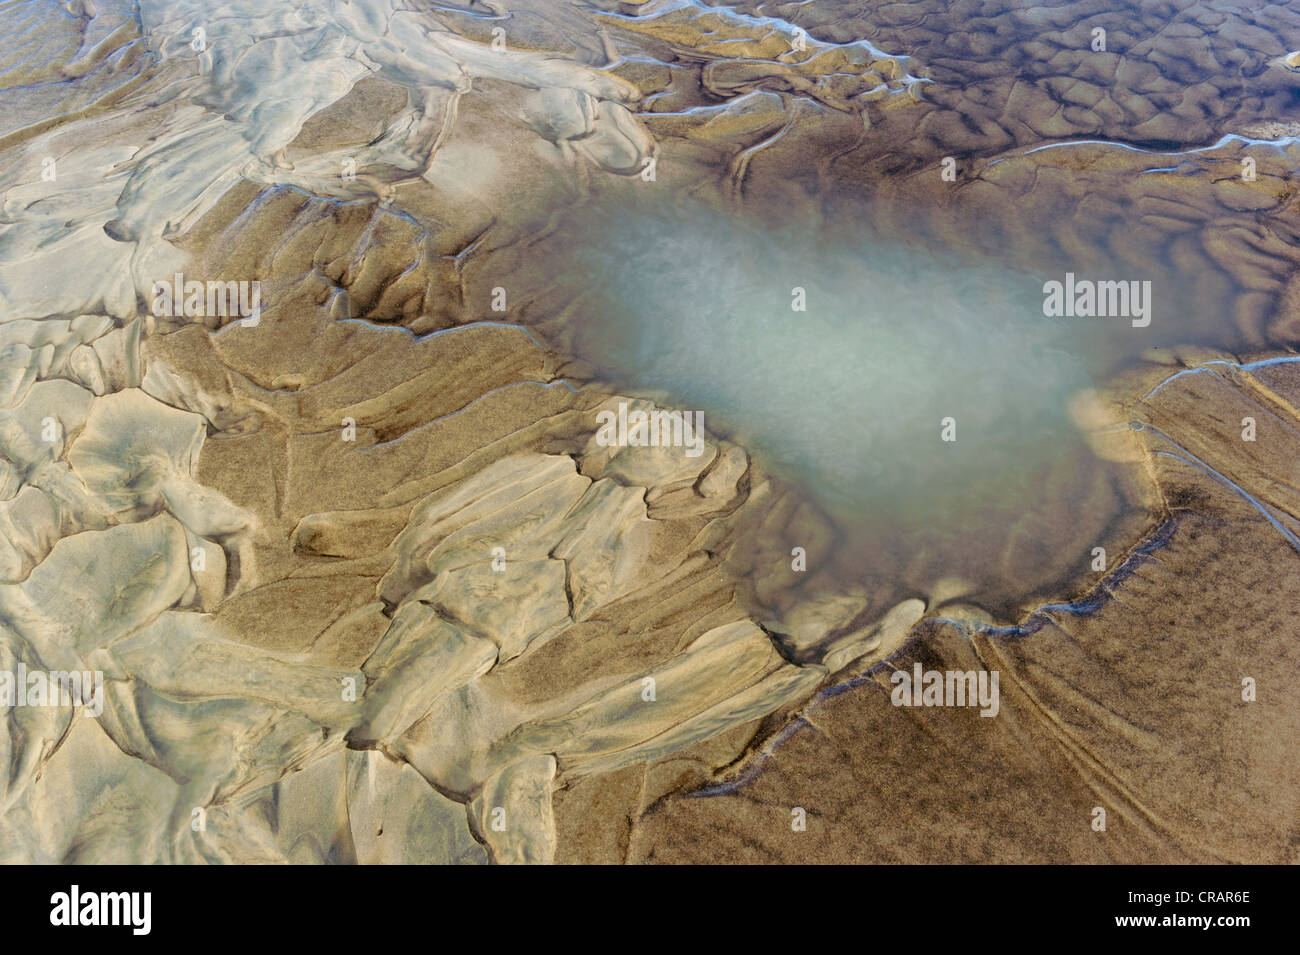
[0,0,1297,864]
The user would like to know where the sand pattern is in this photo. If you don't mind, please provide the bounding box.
[0,0,1296,863]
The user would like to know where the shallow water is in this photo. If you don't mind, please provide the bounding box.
[3,0,1298,865]
[0,0,1280,620]
[553,195,1175,611]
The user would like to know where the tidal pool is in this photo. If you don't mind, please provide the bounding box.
[556,196,1195,615]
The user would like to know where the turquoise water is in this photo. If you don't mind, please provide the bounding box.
[560,198,1153,611]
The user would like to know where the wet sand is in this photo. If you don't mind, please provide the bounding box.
[0,0,1297,863]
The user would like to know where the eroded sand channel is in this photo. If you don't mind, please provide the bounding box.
[0,0,1297,863]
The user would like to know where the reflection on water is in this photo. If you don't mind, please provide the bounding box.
[0,0,1280,624]
[559,196,1191,614]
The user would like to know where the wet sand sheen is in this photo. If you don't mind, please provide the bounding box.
[1,0,1297,865]
[546,196,1162,619]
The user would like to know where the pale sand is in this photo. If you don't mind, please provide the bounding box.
[0,0,1296,863]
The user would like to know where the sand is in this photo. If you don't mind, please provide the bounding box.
[0,0,1296,863]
